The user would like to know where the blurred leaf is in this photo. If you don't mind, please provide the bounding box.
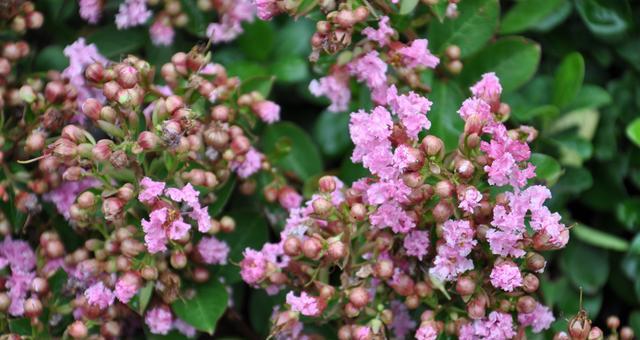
[428,0,500,58]
[566,85,612,111]
[530,153,562,185]
[459,37,541,93]
[208,177,236,217]
[499,0,565,34]
[429,80,464,151]
[34,46,68,72]
[513,105,559,122]
[616,198,640,231]
[274,19,314,58]
[216,211,269,283]
[227,62,269,82]
[48,269,68,295]
[631,311,640,337]
[581,163,627,212]
[171,280,228,334]
[617,37,640,72]
[37,0,76,23]
[239,75,274,97]
[541,277,603,318]
[8,318,31,336]
[261,122,323,181]
[552,52,585,109]
[249,290,286,336]
[575,0,632,41]
[548,109,599,140]
[87,25,146,59]
[179,0,207,36]
[572,224,629,252]
[312,111,351,159]
[238,20,275,61]
[271,56,309,83]
[561,241,609,294]
[626,118,640,147]
[554,135,593,166]
[339,156,371,185]
[552,167,593,195]
[530,1,573,32]
[400,0,419,15]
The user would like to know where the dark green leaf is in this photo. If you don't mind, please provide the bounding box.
[575,0,632,41]
[237,20,275,61]
[171,280,228,334]
[274,19,314,58]
[630,311,640,337]
[571,224,629,251]
[227,62,269,82]
[339,156,371,185]
[239,75,275,97]
[249,290,286,336]
[552,52,585,108]
[541,278,603,318]
[34,46,68,72]
[8,318,31,336]
[48,269,68,295]
[561,241,609,294]
[616,199,640,231]
[216,211,269,283]
[429,80,464,151]
[428,0,500,58]
[208,177,237,217]
[86,25,146,59]
[530,1,573,32]
[179,0,207,36]
[499,0,565,34]
[626,118,640,147]
[552,167,593,195]
[312,111,351,159]
[617,37,640,72]
[459,37,541,93]
[566,84,612,111]
[530,153,562,185]
[271,56,309,83]
[261,122,323,181]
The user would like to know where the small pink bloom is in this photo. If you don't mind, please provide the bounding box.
[240,248,267,284]
[403,230,429,260]
[232,148,263,178]
[115,275,139,304]
[141,208,169,253]
[286,291,320,316]
[348,51,388,90]
[518,302,555,333]
[398,39,439,69]
[459,187,482,213]
[415,323,438,340]
[139,177,166,203]
[470,72,502,103]
[79,0,102,24]
[490,261,523,292]
[252,100,280,124]
[197,237,230,265]
[115,0,152,29]
[145,305,173,335]
[150,18,175,46]
[362,16,394,46]
[309,69,351,112]
[255,0,281,20]
[84,282,115,309]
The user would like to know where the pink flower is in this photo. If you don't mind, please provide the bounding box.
[145,305,174,335]
[197,237,230,265]
[518,302,555,333]
[490,261,523,292]
[458,187,482,213]
[404,230,429,260]
[115,0,152,29]
[84,282,115,309]
[240,248,267,284]
[354,326,372,340]
[0,238,36,273]
[115,275,139,304]
[460,312,515,340]
[309,70,351,112]
[286,291,320,316]
[232,148,263,178]
[415,323,438,340]
[252,100,281,124]
[150,18,175,46]
[174,319,197,338]
[6,271,35,316]
[141,208,169,253]
[390,300,416,339]
[139,177,166,203]
[457,97,492,121]
[62,38,108,107]
[387,86,432,139]
[79,0,102,24]
[43,178,101,220]
[348,51,388,90]
[470,72,502,104]
[430,220,477,281]
[369,201,416,234]
[207,0,255,44]
[165,183,199,206]
[362,16,394,46]
[398,39,440,69]
[255,0,281,20]
[189,205,212,233]
[279,188,302,210]
[168,218,191,240]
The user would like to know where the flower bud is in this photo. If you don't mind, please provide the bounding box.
[25,131,46,153]
[24,297,43,318]
[31,277,49,295]
[327,241,346,261]
[516,296,536,314]
[467,298,485,320]
[45,239,65,258]
[522,273,539,293]
[0,293,10,312]
[85,62,104,83]
[349,287,369,309]
[445,45,461,60]
[220,216,235,233]
[432,201,453,223]
[117,65,138,89]
[447,60,463,74]
[230,135,251,155]
[620,327,634,340]
[554,332,570,340]
[421,135,444,158]
[101,320,121,338]
[170,251,188,269]
[45,81,65,103]
[100,106,117,122]
[141,265,158,280]
[415,281,433,298]
[302,237,323,260]
[526,252,546,272]
[455,158,475,178]
[312,198,332,216]
[165,95,184,113]
[82,98,102,120]
[193,267,210,283]
[374,258,394,279]
[435,180,454,198]
[588,327,603,340]
[68,320,88,339]
[318,176,336,193]
[455,276,475,296]
[350,203,366,221]
[102,197,124,221]
[137,131,161,150]
[103,81,121,101]
[283,237,301,257]
[117,183,135,201]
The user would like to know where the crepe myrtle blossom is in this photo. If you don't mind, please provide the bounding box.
[240,74,567,339]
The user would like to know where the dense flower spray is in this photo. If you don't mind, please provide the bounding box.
[241,73,569,339]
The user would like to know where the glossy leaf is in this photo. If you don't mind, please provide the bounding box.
[208,177,237,217]
[237,20,275,61]
[312,111,351,159]
[429,80,465,151]
[552,52,585,108]
[428,0,500,58]
[530,153,562,185]
[561,241,610,294]
[626,118,640,147]
[171,280,228,334]
[575,0,632,40]
[261,122,323,181]
[572,224,629,252]
[499,0,565,34]
[459,37,541,93]
[616,199,640,231]
[34,46,68,72]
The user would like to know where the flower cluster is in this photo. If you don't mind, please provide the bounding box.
[241,74,569,339]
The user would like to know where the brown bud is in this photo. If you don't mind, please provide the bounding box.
[569,311,591,340]
[522,273,539,293]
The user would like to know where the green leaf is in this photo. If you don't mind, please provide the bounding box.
[552,167,593,195]
[8,318,31,336]
[499,0,565,34]
[86,25,146,59]
[616,198,640,231]
[617,37,640,72]
[530,153,562,185]
[631,311,640,337]
[541,278,603,318]
[400,0,419,15]
[459,37,541,93]
[48,269,68,295]
[339,156,371,185]
[34,46,68,72]
[249,290,286,336]
[312,111,351,159]
[566,85,611,111]
[261,122,323,181]
[530,1,573,32]
[226,62,269,82]
[171,280,228,334]
[274,19,314,58]
[208,177,237,217]
[216,211,269,283]
[572,224,629,251]
[237,20,275,61]
[561,241,609,294]
[626,118,640,147]
[271,56,309,83]
[552,52,585,108]
[428,0,500,58]
[128,281,153,315]
[429,80,464,151]
[179,0,207,36]
[575,0,632,41]
[239,75,275,97]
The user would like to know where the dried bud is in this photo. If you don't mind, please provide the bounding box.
[569,310,591,340]
[102,197,125,221]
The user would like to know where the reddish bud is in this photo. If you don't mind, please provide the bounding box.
[522,273,539,293]
[374,258,394,279]
[137,131,161,150]
[68,320,88,339]
[318,176,336,193]
[588,327,603,340]
[621,327,634,340]
[349,287,369,308]
[327,241,346,260]
[302,237,323,260]
[82,98,102,120]
[435,180,454,198]
[312,198,332,216]
[117,65,138,89]
[23,297,43,318]
[230,135,251,155]
[606,316,620,330]
[526,252,546,272]
[165,95,184,113]
[283,237,301,257]
[45,81,65,103]
[455,158,475,178]
[31,277,49,295]
[455,276,476,296]
[350,203,367,221]
[85,62,104,83]
[467,298,485,320]
[516,296,536,314]
[421,135,444,157]
[432,201,453,223]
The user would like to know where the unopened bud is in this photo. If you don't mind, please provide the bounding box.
[318,176,336,193]
[68,320,88,339]
[349,287,369,308]
[302,237,323,260]
[421,135,444,157]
